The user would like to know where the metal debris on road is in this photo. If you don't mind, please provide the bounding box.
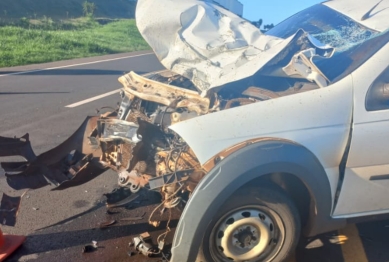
[1,117,109,191]
[0,193,22,226]
[140,232,151,240]
[120,212,146,221]
[82,241,98,253]
[106,209,119,215]
[98,219,116,228]
[104,187,139,208]
[149,220,160,228]
[106,194,139,208]
[82,245,96,253]
[133,235,159,257]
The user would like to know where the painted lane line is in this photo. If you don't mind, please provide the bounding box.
[338,224,368,262]
[0,52,154,78]
[65,89,121,108]
[64,70,167,108]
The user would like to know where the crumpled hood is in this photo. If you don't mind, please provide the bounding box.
[136,0,335,93]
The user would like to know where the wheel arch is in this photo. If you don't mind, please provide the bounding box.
[171,139,346,262]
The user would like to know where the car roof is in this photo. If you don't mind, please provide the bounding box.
[323,0,389,32]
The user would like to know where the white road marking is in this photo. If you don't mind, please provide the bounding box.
[65,89,121,108]
[0,52,154,78]
[64,70,167,108]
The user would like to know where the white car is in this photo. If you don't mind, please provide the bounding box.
[2,0,389,261]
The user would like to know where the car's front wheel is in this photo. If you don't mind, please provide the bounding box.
[199,185,301,262]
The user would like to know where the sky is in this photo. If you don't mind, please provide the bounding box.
[239,0,322,25]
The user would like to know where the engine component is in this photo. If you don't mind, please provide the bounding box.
[133,236,159,257]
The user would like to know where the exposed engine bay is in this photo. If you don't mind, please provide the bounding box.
[102,68,325,204]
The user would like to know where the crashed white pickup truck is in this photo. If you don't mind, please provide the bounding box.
[2,0,389,261]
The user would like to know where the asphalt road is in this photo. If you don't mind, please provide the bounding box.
[0,52,389,262]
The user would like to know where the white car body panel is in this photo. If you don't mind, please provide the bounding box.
[136,0,334,93]
[136,0,389,219]
[334,43,389,217]
[324,0,389,32]
[170,76,353,202]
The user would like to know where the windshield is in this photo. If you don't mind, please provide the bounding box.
[266,4,384,82]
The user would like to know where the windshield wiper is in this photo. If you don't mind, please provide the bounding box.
[361,0,383,21]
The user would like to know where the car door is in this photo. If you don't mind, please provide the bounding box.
[334,42,389,217]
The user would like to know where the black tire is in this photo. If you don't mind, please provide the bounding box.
[197,185,300,262]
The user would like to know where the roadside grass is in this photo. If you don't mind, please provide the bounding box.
[0,19,150,67]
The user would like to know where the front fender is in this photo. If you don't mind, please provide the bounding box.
[171,139,345,262]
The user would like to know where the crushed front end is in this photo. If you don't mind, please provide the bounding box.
[0,0,342,219]
[97,70,210,209]
[0,70,210,210]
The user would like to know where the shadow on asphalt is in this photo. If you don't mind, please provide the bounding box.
[13,219,178,255]
[36,203,106,231]
[36,189,162,232]
[8,199,179,262]
[296,232,345,262]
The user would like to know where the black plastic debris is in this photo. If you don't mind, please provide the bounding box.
[83,241,98,253]
[0,193,22,227]
[106,209,119,215]
[104,187,139,208]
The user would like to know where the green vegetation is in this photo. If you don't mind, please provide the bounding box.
[82,1,97,18]
[0,0,136,20]
[0,18,150,67]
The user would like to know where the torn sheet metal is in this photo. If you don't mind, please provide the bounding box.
[1,117,108,191]
[136,0,334,93]
[119,71,210,114]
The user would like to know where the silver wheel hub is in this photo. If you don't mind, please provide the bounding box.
[214,209,279,261]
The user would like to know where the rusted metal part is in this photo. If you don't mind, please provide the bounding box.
[119,71,210,115]
[118,170,151,192]
[202,138,283,172]
[120,212,146,221]
[98,219,117,228]
[148,70,198,92]
[0,133,36,162]
[185,170,206,192]
[148,170,193,190]
[98,117,168,176]
[2,116,108,191]
[0,193,22,227]
[156,149,200,176]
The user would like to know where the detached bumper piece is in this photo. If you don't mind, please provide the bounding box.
[0,117,108,191]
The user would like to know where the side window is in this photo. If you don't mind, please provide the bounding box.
[366,66,389,111]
